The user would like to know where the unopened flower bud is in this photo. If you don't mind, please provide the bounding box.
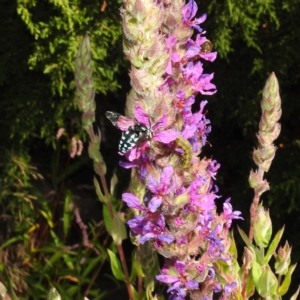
[261,73,281,112]
[0,282,7,298]
[274,241,292,275]
[253,204,272,248]
[56,127,65,139]
[47,287,61,300]
[249,170,260,188]
[253,144,276,172]
[242,247,255,269]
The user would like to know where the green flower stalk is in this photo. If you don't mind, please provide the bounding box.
[238,73,298,299]
[249,72,281,243]
[75,36,133,300]
[74,35,96,131]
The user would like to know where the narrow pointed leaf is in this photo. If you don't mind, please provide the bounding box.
[229,230,238,260]
[252,260,263,286]
[94,176,107,203]
[278,263,297,296]
[244,270,255,298]
[263,226,285,265]
[290,286,300,300]
[237,226,262,264]
[111,212,127,245]
[130,284,140,300]
[63,190,73,238]
[107,249,125,281]
[103,205,127,245]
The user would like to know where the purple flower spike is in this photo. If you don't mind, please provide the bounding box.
[118,1,242,298]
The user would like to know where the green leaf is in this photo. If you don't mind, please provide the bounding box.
[103,205,127,245]
[244,269,255,298]
[0,236,24,250]
[62,253,74,270]
[82,256,103,277]
[107,249,125,281]
[63,190,73,238]
[49,229,61,246]
[263,226,285,265]
[40,209,54,228]
[66,285,80,297]
[110,172,118,195]
[94,176,107,203]
[278,263,297,296]
[131,250,144,281]
[130,284,140,300]
[103,205,112,235]
[111,213,127,245]
[290,286,300,300]
[45,251,63,270]
[237,226,262,264]
[228,230,238,260]
[252,260,263,286]
[130,250,138,282]
[257,267,278,297]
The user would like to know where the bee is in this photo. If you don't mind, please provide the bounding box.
[175,136,193,168]
[105,111,153,153]
[200,40,213,54]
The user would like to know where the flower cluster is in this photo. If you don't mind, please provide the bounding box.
[119,0,242,299]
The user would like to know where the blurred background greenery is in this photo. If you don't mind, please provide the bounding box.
[0,0,299,298]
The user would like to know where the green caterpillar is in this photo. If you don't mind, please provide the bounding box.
[175,136,193,169]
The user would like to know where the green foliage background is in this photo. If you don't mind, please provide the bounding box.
[0,0,299,298]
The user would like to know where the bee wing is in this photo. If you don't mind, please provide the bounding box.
[116,116,135,131]
[105,111,122,126]
[105,111,135,131]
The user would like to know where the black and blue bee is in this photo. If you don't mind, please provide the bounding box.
[105,111,152,154]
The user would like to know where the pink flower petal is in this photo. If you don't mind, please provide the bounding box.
[199,51,217,62]
[134,106,150,127]
[153,115,168,131]
[153,130,179,143]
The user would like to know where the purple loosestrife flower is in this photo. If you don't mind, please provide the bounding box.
[182,0,207,33]
[122,193,174,244]
[156,261,199,300]
[120,0,241,298]
[222,198,244,229]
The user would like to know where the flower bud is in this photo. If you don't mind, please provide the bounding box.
[274,241,292,275]
[0,282,7,298]
[75,35,95,115]
[261,73,281,112]
[242,247,255,269]
[47,287,61,300]
[248,170,260,188]
[253,204,272,248]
